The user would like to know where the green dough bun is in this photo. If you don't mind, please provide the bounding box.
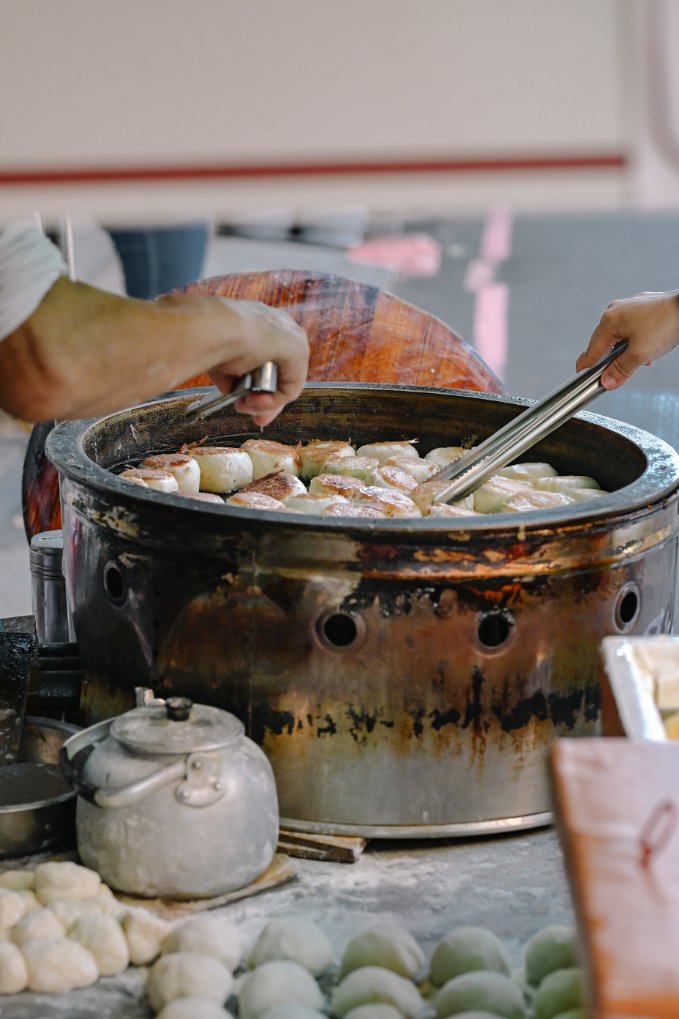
[533,968,583,1019]
[434,970,525,1019]
[524,927,578,987]
[429,927,511,986]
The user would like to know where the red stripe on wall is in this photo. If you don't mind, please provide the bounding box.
[0,152,627,187]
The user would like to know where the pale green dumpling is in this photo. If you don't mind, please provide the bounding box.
[342,1005,406,1019]
[434,971,525,1019]
[533,968,583,1019]
[429,927,511,986]
[331,966,424,1018]
[523,926,578,988]
[339,923,424,980]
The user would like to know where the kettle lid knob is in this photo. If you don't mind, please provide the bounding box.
[166,697,192,722]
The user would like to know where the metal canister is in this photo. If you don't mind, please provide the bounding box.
[29,530,71,644]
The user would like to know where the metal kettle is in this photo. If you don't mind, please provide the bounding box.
[61,697,279,899]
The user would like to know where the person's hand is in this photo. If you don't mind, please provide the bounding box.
[207,298,309,427]
[576,290,679,390]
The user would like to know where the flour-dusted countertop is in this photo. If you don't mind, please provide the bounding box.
[0,827,573,1018]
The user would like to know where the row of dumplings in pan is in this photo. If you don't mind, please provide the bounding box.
[118,437,608,518]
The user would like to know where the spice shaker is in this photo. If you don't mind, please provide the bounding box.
[29,530,72,644]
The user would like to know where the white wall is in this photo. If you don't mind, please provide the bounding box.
[0,0,631,219]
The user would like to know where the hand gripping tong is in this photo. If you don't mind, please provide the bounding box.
[184,362,278,423]
[431,341,628,506]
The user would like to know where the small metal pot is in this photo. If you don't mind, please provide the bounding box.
[61,697,279,899]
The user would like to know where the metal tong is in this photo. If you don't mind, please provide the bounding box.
[432,341,628,505]
[184,361,278,423]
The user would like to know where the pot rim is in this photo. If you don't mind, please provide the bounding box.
[45,382,679,534]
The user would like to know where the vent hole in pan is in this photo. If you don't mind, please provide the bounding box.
[103,561,127,606]
[615,583,640,630]
[317,611,365,651]
[476,610,513,650]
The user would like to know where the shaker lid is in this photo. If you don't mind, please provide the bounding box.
[110,697,244,754]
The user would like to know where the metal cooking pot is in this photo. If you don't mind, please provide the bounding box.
[46,383,679,838]
[61,697,279,898]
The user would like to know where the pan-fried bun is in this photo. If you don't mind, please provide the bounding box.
[119,468,178,493]
[238,471,306,501]
[189,447,254,493]
[226,491,292,511]
[142,453,200,493]
[241,439,301,480]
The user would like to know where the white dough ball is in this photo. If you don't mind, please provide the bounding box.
[162,914,241,972]
[434,970,525,1019]
[339,923,424,980]
[22,937,98,993]
[11,907,65,945]
[34,861,101,904]
[15,890,39,914]
[49,898,102,931]
[261,1007,327,1019]
[146,952,234,1013]
[248,916,333,976]
[0,870,34,891]
[429,927,511,985]
[122,907,172,966]
[238,959,324,1019]
[331,966,425,1018]
[524,926,578,988]
[69,912,130,976]
[0,889,26,929]
[155,996,236,1019]
[343,1006,406,1019]
[0,941,28,994]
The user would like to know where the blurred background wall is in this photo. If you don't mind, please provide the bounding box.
[1,0,669,220]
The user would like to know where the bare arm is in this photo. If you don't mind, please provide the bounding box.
[0,276,309,424]
[576,290,679,389]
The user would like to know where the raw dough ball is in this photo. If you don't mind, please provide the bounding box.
[248,916,333,976]
[238,959,325,1019]
[22,937,99,993]
[0,870,34,891]
[155,997,235,1019]
[343,1006,406,1019]
[331,966,425,1018]
[146,952,234,1013]
[429,927,511,985]
[0,941,28,994]
[534,968,583,1019]
[0,889,26,929]
[524,927,578,988]
[162,914,241,971]
[434,971,525,1019]
[339,923,424,980]
[34,861,101,904]
[91,891,126,918]
[122,907,172,966]
[15,890,39,914]
[261,1007,327,1019]
[49,898,102,931]
[11,907,65,945]
[70,912,130,976]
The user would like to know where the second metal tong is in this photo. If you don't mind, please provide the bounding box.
[184,362,278,423]
[432,341,628,505]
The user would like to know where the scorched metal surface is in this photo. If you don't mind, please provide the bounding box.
[46,383,679,836]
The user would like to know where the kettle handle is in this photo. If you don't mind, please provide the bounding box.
[60,718,187,809]
[92,758,187,809]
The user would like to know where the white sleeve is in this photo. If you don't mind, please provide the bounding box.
[0,223,67,340]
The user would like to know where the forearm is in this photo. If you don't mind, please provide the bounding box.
[0,278,308,423]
